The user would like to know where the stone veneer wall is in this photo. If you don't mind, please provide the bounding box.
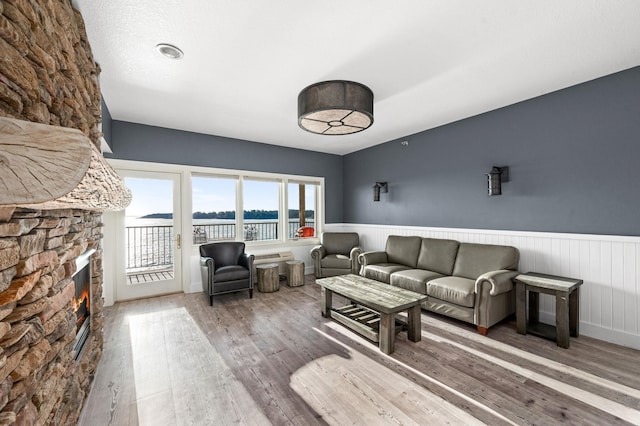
[0,0,106,424]
[0,209,103,424]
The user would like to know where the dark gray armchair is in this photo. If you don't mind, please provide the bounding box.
[200,242,254,305]
[310,232,362,278]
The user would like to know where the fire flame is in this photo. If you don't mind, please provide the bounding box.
[73,288,90,313]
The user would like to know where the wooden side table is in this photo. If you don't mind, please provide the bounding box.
[286,260,304,287]
[514,272,583,348]
[256,263,280,293]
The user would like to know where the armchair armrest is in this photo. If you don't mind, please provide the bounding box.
[358,251,388,267]
[310,245,326,260]
[238,252,255,269]
[310,245,326,277]
[200,256,214,270]
[200,257,215,292]
[238,253,255,287]
[474,270,519,296]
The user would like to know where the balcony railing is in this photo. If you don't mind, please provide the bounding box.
[126,225,174,271]
[126,220,315,270]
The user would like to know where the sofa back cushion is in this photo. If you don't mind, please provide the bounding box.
[385,235,422,268]
[452,243,519,280]
[417,238,460,275]
[322,232,359,255]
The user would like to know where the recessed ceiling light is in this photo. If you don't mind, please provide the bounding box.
[155,43,183,59]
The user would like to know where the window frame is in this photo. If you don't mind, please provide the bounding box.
[188,168,323,249]
[286,179,320,240]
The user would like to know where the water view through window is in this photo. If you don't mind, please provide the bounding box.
[125,176,319,279]
[125,177,175,281]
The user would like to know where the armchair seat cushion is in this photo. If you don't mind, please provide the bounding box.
[215,265,250,282]
[427,276,475,308]
[320,254,351,269]
[362,263,411,284]
[390,269,444,294]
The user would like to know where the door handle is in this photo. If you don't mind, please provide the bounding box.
[176,233,181,249]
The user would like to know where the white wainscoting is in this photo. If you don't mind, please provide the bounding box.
[325,223,640,350]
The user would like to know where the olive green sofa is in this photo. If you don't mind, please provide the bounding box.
[359,235,520,335]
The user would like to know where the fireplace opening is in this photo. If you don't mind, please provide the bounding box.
[72,249,95,359]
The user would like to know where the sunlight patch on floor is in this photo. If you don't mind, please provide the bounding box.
[289,325,489,425]
[421,327,640,424]
[422,315,640,401]
[128,307,271,426]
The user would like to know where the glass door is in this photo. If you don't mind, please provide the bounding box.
[115,170,182,301]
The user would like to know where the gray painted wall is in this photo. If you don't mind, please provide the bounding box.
[100,97,112,147]
[344,66,640,236]
[106,121,344,222]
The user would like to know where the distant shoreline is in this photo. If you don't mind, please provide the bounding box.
[140,210,314,220]
[140,213,173,219]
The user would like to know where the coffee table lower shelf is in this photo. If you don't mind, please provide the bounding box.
[331,304,404,343]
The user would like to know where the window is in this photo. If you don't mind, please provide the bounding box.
[192,176,237,243]
[190,171,322,246]
[242,179,279,242]
[288,182,317,238]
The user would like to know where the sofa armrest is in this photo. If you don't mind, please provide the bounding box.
[474,270,519,296]
[358,251,388,268]
[350,246,363,274]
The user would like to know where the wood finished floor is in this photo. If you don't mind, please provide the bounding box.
[78,276,640,425]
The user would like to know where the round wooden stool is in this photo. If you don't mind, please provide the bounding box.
[286,260,305,287]
[256,263,280,292]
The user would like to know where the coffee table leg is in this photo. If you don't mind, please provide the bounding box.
[379,313,395,354]
[321,287,332,318]
[407,305,421,342]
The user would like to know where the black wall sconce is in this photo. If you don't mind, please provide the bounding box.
[487,167,509,196]
[373,182,388,201]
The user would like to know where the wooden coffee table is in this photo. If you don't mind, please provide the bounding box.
[316,274,427,354]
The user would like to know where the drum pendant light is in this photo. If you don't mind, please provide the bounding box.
[298,80,374,135]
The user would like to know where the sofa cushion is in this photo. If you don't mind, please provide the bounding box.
[452,243,519,280]
[427,276,475,308]
[385,235,422,268]
[390,269,444,294]
[416,238,460,275]
[362,264,411,284]
[322,232,359,255]
[320,254,351,269]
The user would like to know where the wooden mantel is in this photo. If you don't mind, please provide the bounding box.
[0,117,131,211]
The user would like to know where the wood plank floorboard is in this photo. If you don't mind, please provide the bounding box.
[79,275,640,425]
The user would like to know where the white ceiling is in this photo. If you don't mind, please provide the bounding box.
[73,1,640,155]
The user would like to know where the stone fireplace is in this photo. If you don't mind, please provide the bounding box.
[0,208,106,424]
[72,249,95,359]
[0,1,130,424]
